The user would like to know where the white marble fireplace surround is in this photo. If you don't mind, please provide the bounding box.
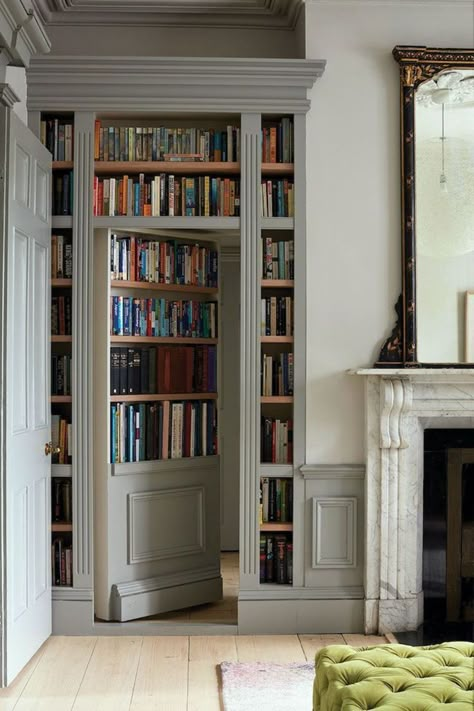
[355,369,474,634]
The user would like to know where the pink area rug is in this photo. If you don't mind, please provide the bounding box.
[219,661,314,711]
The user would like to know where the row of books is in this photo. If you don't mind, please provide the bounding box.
[51,415,72,464]
[261,119,294,163]
[261,180,294,218]
[261,417,293,464]
[94,122,240,162]
[110,400,218,463]
[53,172,73,216]
[261,296,293,337]
[262,238,294,280]
[261,352,293,396]
[110,345,217,396]
[110,234,218,287]
[93,175,240,217]
[51,234,73,279]
[52,478,72,523]
[52,537,73,587]
[52,296,72,336]
[110,296,217,339]
[260,477,293,523]
[41,118,74,161]
[260,533,293,585]
[51,354,72,396]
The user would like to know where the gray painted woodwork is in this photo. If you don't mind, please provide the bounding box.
[25,55,343,633]
[220,250,240,551]
[0,0,50,68]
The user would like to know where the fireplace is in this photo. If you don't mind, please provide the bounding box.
[356,369,474,634]
[423,429,474,626]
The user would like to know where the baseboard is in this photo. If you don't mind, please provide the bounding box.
[238,598,364,634]
[52,599,95,634]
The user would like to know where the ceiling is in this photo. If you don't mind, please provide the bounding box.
[32,0,304,28]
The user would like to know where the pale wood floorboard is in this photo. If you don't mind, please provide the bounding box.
[71,637,142,711]
[0,643,46,711]
[14,637,96,711]
[11,633,393,709]
[236,635,305,662]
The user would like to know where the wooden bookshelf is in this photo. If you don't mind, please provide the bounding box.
[110,336,218,345]
[261,280,294,288]
[51,335,72,343]
[94,160,239,175]
[52,161,74,170]
[261,163,294,175]
[50,395,72,403]
[261,336,294,344]
[52,278,73,287]
[94,161,293,176]
[260,523,293,532]
[111,280,218,294]
[51,522,73,533]
[261,396,293,404]
[110,393,218,403]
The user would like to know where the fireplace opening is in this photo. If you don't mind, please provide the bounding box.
[424,429,474,628]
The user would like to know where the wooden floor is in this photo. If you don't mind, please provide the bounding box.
[2,633,388,710]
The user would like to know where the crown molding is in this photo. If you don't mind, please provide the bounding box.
[32,0,305,29]
[27,55,325,113]
[306,0,471,5]
[0,82,19,106]
[0,1,50,67]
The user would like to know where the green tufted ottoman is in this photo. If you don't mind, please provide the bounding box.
[313,642,474,710]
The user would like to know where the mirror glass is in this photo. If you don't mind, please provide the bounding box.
[415,69,474,363]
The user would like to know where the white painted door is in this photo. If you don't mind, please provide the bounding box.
[2,110,51,685]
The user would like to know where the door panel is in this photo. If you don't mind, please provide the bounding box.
[3,110,52,685]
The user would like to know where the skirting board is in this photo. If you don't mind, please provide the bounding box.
[238,599,364,634]
[112,575,223,622]
[52,599,94,635]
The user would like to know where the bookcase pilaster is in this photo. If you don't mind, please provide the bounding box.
[72,111,94,590]
[239,112,261,590]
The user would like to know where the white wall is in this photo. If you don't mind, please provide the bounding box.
[304,0,474,464]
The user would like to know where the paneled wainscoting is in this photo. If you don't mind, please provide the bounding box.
[3,633,389,710]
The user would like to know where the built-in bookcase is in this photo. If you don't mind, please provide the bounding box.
[259,115,295,586]
[43,112,75,588]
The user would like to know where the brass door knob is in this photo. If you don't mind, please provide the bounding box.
[45,442,61,456]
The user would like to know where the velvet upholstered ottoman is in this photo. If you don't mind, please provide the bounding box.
[313,642,474,710]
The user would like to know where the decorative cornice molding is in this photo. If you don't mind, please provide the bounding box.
[300,464,365,479]
[26,55,325,113]
[0,82,19,107]
[32,0,304,29]
[307,0,471,5]
[0,1,50,65]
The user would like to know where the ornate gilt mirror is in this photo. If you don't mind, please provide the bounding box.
[377,46,474,367]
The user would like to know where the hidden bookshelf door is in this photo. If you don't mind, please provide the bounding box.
[43,112,75,588]
[259,116,295,586]
[93,226,223,621]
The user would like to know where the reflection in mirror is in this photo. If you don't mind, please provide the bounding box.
[416,69,474,363]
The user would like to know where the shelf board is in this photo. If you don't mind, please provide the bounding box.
[51,335,72,343]
[52,216,73,229]
[260,464,293,478]
[260,523,293,532]
[94,160,240,175]
[52,161,73,170]
[261,217,294,230]
[261,336,293,344]
[52,464,72,477]
[111,393,217,403]
[50,395,72,403]
[261,280,294,288]
[110,336,218,345]
[111,280,218,294]
[94,216,239,230]
[51,522,72,532]
[260,396,293,404]
[51,278,72,287]
[261,163,294,175]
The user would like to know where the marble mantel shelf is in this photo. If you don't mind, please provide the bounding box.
[350,368,474,377]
